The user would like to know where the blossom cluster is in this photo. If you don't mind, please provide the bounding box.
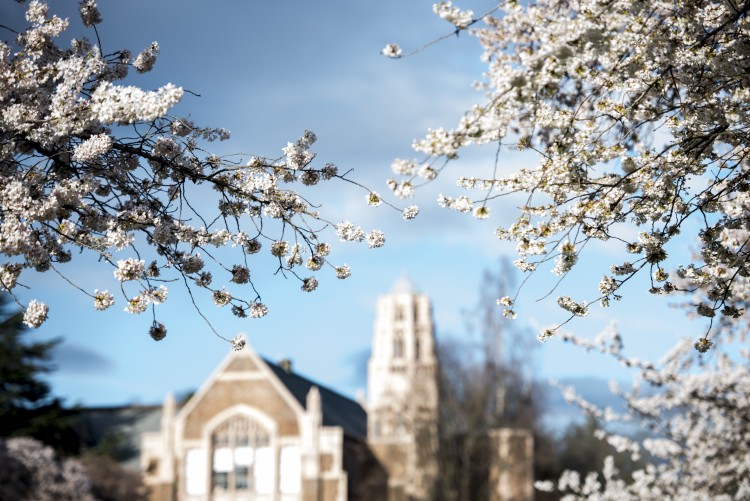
[539,321,750,499]
[387,0,750,348]
[433,1,474,29]
[1,437,96,500]
[0,1,385,344]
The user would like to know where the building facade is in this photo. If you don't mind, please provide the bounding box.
[367,277,439,500]
[140,280,533,501]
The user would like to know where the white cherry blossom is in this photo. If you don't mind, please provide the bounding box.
[388,0,750,349]
[0,1,386,344]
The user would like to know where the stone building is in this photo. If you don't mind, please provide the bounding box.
[367,278,439,500]
[137,279,534,501]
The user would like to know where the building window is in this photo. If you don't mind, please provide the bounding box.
[371,419,381,438]
[395,414,406,435]
[395,305,404,321]
[415,337,420,360]
[279,446,301,495]
[185,447,206,496]
[393,332,404,358]
[210,414,273,498]
[185,448,207,496]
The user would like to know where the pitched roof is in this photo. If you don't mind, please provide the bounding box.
[264,358,367,440]
[75,351,368,473]
[391,274,417,294]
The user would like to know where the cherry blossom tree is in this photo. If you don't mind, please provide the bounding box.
[382,3,750,496]
[533,317,750,499]
[386,0,750,350]
[0,437,94,501]
[0,1,398,344]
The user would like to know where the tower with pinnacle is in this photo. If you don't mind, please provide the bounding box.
[367,276,439,501]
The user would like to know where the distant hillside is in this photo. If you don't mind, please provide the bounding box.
[539,377,629,433]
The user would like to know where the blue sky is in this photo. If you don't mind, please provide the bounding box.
[2,0,705,408]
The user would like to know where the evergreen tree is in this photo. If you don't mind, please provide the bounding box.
[551,415,645,485]
[0,295,80,454]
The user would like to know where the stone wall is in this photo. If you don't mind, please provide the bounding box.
[488,428,534,501]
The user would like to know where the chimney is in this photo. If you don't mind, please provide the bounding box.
[279,358,293,374]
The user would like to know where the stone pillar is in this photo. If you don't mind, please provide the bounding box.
[302,386,322,501]
[488,428,534,501]
[160,392,176,487]
[142,392,177,501]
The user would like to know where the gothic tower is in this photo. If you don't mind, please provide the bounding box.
[367,277,439,501]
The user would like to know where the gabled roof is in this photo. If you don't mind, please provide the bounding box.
[264,359,367,440]
[175,343,367,441]
[77,347,369,470]
[391,274,417,294]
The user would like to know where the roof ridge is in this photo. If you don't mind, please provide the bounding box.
[262,357,367,439]
[261,357,362,407]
